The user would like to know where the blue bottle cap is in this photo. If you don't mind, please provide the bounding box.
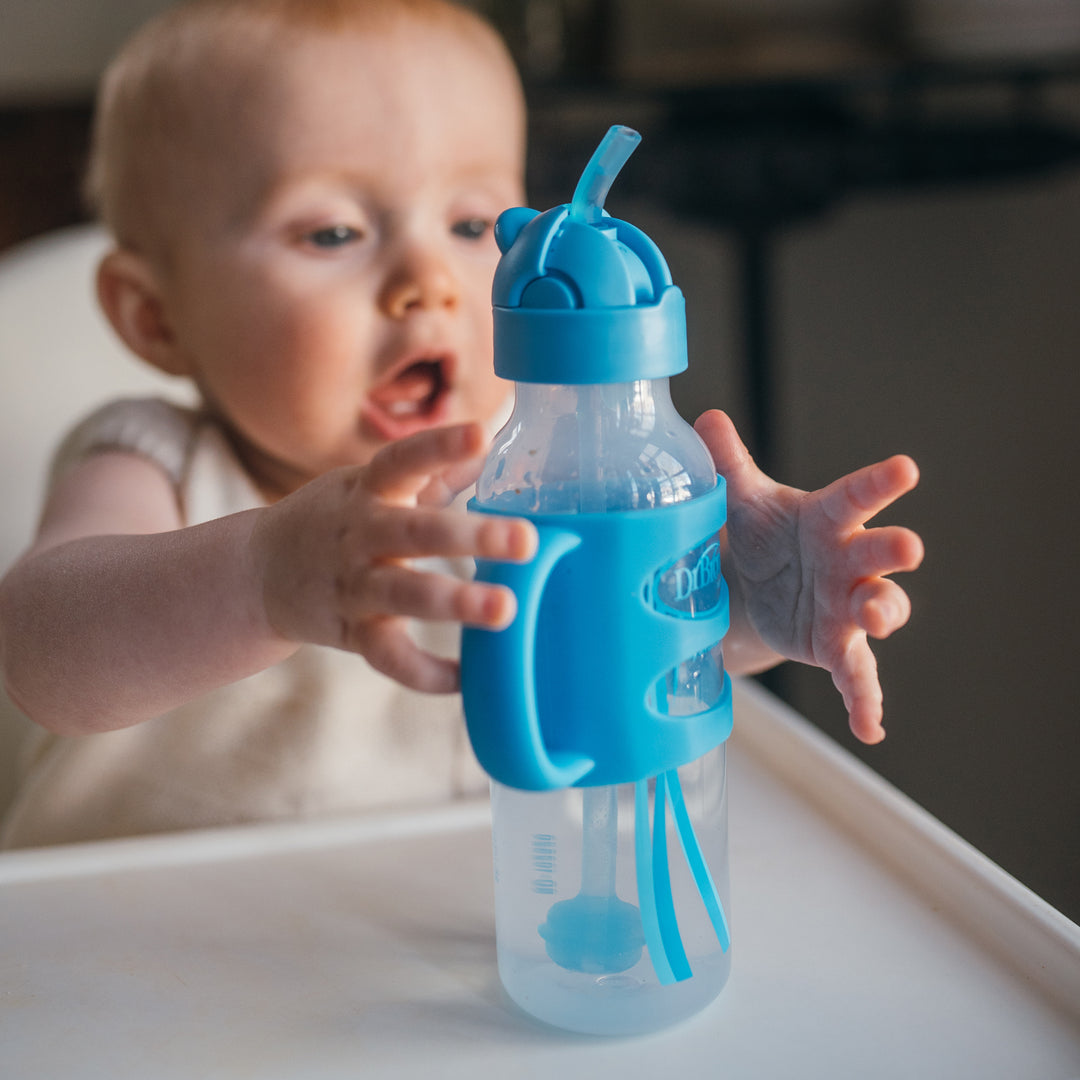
[492,126,688,385]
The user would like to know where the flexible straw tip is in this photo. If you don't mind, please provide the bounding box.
[570,125,642,223]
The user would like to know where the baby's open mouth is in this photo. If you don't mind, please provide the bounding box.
[363,356,454,440]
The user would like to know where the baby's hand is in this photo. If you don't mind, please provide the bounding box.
[696,410,924,744]
[250,423,536,693]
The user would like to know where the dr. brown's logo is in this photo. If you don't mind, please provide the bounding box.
[671,542,721,602]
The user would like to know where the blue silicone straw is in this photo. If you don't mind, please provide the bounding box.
[568,125,641,224]
[635,770,731,986]
[666,769,731,952]
[652,772,692,981]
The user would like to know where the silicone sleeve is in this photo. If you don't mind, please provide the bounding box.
[461,482,733,791]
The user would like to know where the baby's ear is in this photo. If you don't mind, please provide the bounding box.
[95,249,191,377]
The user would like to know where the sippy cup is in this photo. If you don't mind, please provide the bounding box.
[461,126,733,1036]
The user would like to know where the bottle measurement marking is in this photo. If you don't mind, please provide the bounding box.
[531,833,557,895]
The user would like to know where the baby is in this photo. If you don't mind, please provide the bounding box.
[0,0,923,847]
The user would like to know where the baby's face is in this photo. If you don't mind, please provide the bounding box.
[156,20,525,498]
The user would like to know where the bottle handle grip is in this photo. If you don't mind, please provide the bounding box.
[462,524,595,790]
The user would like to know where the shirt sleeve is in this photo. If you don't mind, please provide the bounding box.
[48,397,199,492]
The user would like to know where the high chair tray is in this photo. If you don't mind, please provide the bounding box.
[1,678,1077,1079]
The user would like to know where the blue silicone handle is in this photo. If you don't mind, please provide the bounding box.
[461,525,595,790]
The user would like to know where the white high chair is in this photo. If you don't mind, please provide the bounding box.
[0,225,194,818]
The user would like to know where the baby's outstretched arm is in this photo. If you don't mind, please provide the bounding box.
[696,410,924,745]
[0,422,534,736]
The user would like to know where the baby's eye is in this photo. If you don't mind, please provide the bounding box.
[306,224,363,249]
[451,217,491,241]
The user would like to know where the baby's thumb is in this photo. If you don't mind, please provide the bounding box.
[694,410,760,496]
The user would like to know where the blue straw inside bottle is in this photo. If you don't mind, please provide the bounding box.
[566,126,645,977]
[535,123,730,988]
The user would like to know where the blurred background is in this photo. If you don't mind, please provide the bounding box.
[1,0,1078,920]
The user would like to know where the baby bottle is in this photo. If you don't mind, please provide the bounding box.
[461,127,734,1036]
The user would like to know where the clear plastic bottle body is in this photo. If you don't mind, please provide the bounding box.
[476,378,732,1034]
[490,749,730,1035]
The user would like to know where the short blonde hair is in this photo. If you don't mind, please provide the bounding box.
[85,0,522,254]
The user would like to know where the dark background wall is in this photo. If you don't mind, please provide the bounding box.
[670,169,1080,922]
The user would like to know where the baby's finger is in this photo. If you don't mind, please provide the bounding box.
[846,525,925,579]
[363,505,537,562]
[850,577,912,639]
[694,409,768,501]
[347,565,516,628]
[364,423,487,502]
[416,454,486,509]
[829,634,886,744]
[817,455,920,532]
[344,617,461,693]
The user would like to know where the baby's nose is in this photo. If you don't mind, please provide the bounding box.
[379,247,459,318]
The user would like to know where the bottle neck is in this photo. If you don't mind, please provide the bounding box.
[478,376,716,513]
[512,378,675,429]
